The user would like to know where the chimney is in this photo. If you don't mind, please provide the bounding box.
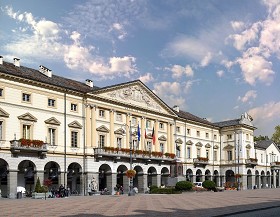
[0,56,3,65]
[173,105,179,112]
[85,79,94,88]
[13,58,20,67]
[39,65,52,78]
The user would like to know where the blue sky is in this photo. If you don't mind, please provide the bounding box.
[1,0,280,137]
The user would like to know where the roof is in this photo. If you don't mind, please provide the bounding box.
[254,140,274,149]
[214,119,241,127]
[0,61,99,93]
[175,110,215,126]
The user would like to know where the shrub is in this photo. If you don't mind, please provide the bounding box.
[149,185,158,193]
[150,187,182,194]
[175,181,193,191]
[202,180,216,191]
[35,177,42,193]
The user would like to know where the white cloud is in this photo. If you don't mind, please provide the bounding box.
[216,70,224,77]
[248,101,280,122]
[231,21,245,31]
[200,52,212,67]
[138,73,154,83]
[238,90,257,103]
[168,64,194,78]
[109,22,127,40]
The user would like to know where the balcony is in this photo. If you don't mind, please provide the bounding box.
[10,139,48,158]
[271,162,280,168]
[245,158,258,168]
[193,157,209,168]
[93,147,175,163]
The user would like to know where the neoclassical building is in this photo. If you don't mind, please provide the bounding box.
[0,56,279,198]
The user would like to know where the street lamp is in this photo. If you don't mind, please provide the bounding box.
[237,137,240,191]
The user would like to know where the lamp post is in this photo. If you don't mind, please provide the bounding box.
[237,138,240,191]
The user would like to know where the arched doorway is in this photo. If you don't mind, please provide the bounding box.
[267,171,271,188]
[44,161,60,189]
[147,167,157,187]
[196,169,202,182]
[18,160,36,196]
[117,165,128,192]
[134,166,144,193]
[0,159,8,197]
[213,170,219,186]
[99,164,112,192]
[205,170,211,181]
[255,170,259,188]
[161,167,169,186]
[225,170,235,184]
[247,170,252,189]
[186,169,193,182]
[67,163,82,194]
[261,171,265,188]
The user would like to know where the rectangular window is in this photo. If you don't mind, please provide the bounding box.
[261,154,263,163]
[160,143,164,153]
[197,131,200,137]
[197,148,201,158]
[71,131,78,147]
[214,134,217,140]
[206,150,209,159]
[22,93,31,102]
[71,103,77,111]
[117,137,122,149]
[147,141,152,151]
[48,98,55,107]
[246,134,249,140]
[227,150,233,161]
[132,117,137,126]
[48,128,56,145]
[187,147,191,158]
[0,121,3,140]
[99,135,105,148]
[0,88,3,97]
[23,125,31,139]
[214,150,217,161]
[146,120,151,128]
[176,126,180,133]
[176,145,180,158]
[206,133,209,138]
[227,134,232,140]
[187,129,190,135]
[99,110,105,118]
[159,123,164,129]
[116,113,122,122]
[246,149,250,159]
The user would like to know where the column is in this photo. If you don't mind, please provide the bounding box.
[126,113,130,149]
[240,175,247,190]
[252,174,256,189]
[141,117,145,151]
[123,176,130,193]
[273,171,276,188]
[110,173,117,194]
[170,123,175,154]
[154,120,159,152]
[157,174,161,186]
[85,105,91,147]
[142,174,148,193]
[91,106,97,147]
[167,123,171,153]
[59,172,66,187]
[7,170,17,199]
[110,110,115,147]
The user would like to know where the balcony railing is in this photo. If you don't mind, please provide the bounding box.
[271,162,280,167]
[10,139,48,158]
[245,158,258,167]
[193,157,209,168]
[93,147,175,162]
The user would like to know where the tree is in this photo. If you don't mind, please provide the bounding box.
[254,135,269,141]
[272,125,280,144]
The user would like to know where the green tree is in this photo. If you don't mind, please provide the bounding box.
[254,135,269,141]
[34,177,42,193]
[272,125,280,144]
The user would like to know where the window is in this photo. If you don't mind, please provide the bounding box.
[0,121,3,140]
[187,129,190,135]
[206,150,209,159]
[0,88,3,97]
[246,149,250,159]
[176,145,181,158]
[48,128,56,145]
[159,122,164,129]
[214,134,217,140]
[227,134,232,140]
[227,150,233,161]
[146,120,151,128]
[22,93,31,102]
[246,134,249,140]
[99,135,105,148]
[71,103,77,111]
[176,126,180,133]
[71,131,78,147]
[133,139,138,150]
[99,109,105,118]
[23,124,31,139]
[116,113,122,122]
[117,137,122,149]
[206,133,209,138]
[261,154,263,163]
[214,150,217,161]
[197,148,201,158]
[147,141,152,151]
[187,147,191,158]
[132,117,137,126]
[160,143,164,153]
[196,131,200,137]
[48,98,55,107]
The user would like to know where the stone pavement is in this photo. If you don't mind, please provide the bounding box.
[0,188,280,217]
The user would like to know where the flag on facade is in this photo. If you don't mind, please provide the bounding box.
[152,126,155,145]
[137,123,141,141]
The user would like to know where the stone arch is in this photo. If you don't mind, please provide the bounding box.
[255,170,260,188]
[99,164,112,192]
[247,169,252,189]
[213,170,219,186]
[205,169,211,181]
[116,165,128,191]
[196,169,202,182]
[44,161,61,188]
[147,166,157,187]
[186,169,193,182]
[133,165,144,193]
[160,167,169,186]
[67,162,82,194]
[17,160,36,196]
[0,158,9,197]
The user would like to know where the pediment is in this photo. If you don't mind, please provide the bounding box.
[246,144,251,149]
[205,143,211,148]
[158,135,167,141]
[68,121,82,129]
[96,125,109,133]
[195,142,203,147]
[0,107,9,117]
[214,145,219,149]
[146,133,153,139]
[175,138,183,144]
[45,117,61,125]
[18,112,37,122]
[91,81,176,116]
[186,140,193,145]
[114,128,125,135]
[224,144,234,150]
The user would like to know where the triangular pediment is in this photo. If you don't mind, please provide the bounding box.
[146,133,153,139]
[246,144,251,149]
[186,140,193,145]
[224,144,234,150]
[214,145,219,149]
[205,143,211,148]
[158,135,167,141]
[0,107,9,117]
[114,128,125,135]
[90,81,176,116]
[68,121,82,129]
[96,125,109,133]
[18,112,37,122]
[175,138,183,144]
[45,117,61,125]
[195,142,203,147]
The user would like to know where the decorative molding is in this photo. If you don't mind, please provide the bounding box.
[96,125,109,133]
[246,144,251,149]
[213,145,219,149]
[158,135,167,141]
[195,142,203,147]
[114,128,125,135]
[205,143,211,148]
[44,117,61,125]
[186,140,193,145]
[68,121,83,129]
[223,144,234,150]
[175,138,183,144]
[18,112,37,122]
[0,107,9,118]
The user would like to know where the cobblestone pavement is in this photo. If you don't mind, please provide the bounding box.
[0,188,280,217]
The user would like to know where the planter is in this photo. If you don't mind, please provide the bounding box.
[32,192,51,199]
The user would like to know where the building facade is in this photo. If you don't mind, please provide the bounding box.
[0,57,279,198]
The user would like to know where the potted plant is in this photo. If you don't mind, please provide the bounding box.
[32,177,51,199]
[126,169,136,178]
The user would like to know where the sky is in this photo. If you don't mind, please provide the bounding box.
[0,0,280,137]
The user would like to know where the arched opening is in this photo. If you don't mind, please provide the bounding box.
[134,166,144,193]
[99,164,112,192]
[116,165,128,192]
[255,170,259,188]
[267,171,271,188]
[205,169,211,181]
[147,167,157,187]
[44,161,61,190]
[186,169,193,182]
[67,162,82,195]
[196,169,202,182]
[0,159,8,197]
[18,160,36,196]
[261,171,265,188]
[247,170,252,189]
[161,167,169,186]
[213,170,219,186]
